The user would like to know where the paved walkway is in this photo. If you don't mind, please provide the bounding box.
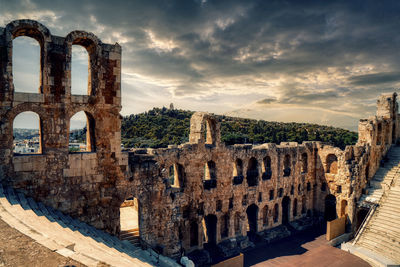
[244,227,370,267]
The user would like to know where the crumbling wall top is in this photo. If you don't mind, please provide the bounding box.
[377,92,397,119]
[189,112,221,146]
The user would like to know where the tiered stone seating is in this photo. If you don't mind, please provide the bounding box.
[349,147,400,265]
[0,184,178,267]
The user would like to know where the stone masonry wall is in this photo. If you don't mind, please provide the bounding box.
[0,20,124,232]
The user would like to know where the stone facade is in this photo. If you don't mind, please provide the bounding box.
[0,20,398,258]
[0,19,123,232]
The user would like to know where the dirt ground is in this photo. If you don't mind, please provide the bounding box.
[0,218,86,267]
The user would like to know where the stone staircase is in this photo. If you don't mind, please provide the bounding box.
[120,228,141,246]
[0,184,178,267]
[343,147,400,266]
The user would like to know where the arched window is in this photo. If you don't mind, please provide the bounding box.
[326,154,338,174]
[302,196,307,214]
[202,119,217,145]
[13,111,42,154]
[376,122,382,145]
[220,214,229,238]
[169,163,185,188]
[273,203,279,223]
[233,158,244,185]
[69,111,95,152]
[234,213,241,235]
[262,205,268,226]
[233,158,243,176]
[283,155,291,177]
[301,153,308,173]
[204,161,217,189]
[246,157,259,186]
[13,37,41,93]
[71,45,90,95]
[204,161,216,180]
[262,156,272,180]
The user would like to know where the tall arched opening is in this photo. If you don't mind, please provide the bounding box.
[71,44,90,95]
[324,194,337,221]
[119,197,140,245]
[282,196,291,224]
[69,111,96,152]
[326,154,338,174]
[204,214,217,245]
[246,204,258,234]
[12,36,41,93]
[246,157,259,186]
[13,111,42,154]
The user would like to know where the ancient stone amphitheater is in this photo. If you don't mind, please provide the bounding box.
[0,19,399,266]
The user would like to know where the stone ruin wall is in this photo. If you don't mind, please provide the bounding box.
[0,19,124,232]
[0,20,399,257]
[116,93,399,256]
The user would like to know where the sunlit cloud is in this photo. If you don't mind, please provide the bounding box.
[2,0,400,131]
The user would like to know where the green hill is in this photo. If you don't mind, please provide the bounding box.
[120,107,358,149]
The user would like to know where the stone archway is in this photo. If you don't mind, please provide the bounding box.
[246,204,258,234]
[324,194,337,221]
[119,197,140,245]
[282,196,291,224]
[204,214,217,245]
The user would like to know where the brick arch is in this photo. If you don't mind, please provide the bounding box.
[5,20,51,94]
[6,103,47,122]
[65,31,101,54]
[6,19,51,44]
[65,31,102,96]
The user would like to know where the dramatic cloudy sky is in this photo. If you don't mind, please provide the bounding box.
[3,0,400,131]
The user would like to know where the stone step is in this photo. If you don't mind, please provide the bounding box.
[358,236,400,261]
[378,204,400,214]
[372,211,400,224]
[364,229,400,247]
[367,224,400,240]
[360,234,400,258]
[0,186,153,266]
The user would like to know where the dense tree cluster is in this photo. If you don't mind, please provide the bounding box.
[120,107,357,149]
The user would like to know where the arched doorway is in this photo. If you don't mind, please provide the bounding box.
[324,194,337,221]
[282,196,291,224]
[190,221,198,247]
[246,204,258,234]
[120,197,140,245]
[355,208,369,232]
[204,214,217,245]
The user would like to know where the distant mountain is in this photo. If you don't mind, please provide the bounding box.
[121,107,358,149]
[13,128,39,140]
